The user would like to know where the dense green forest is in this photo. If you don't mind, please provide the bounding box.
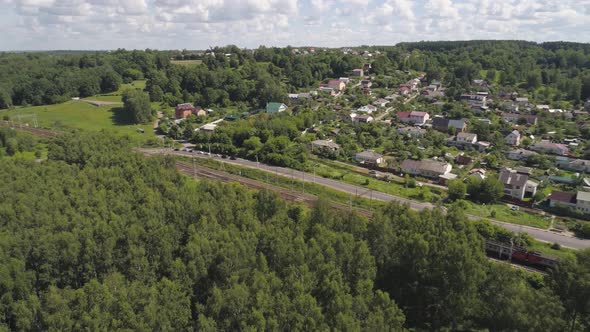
[0,131,588,330]
[2,40,588,112]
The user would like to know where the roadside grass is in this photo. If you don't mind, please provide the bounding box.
[2,101,154,141]
[464,201,552,229]
[528,240,576,260]
[311,159,445,202]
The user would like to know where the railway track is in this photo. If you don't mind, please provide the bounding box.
[175,160,373,218]
[0,122,60,138]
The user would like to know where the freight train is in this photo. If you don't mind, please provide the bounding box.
[485,240,558,270]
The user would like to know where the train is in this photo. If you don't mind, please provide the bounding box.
[485,240,558,270]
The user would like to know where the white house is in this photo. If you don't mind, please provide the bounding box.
[354,150,384,164]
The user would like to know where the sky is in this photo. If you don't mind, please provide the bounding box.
[0,0,589,50]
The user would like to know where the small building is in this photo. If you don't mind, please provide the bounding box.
[456,132,478,145]
[311,140,340,153]
[396,126,427,138]
[266,102,288,114]
[357,105,377,114]
[353,114,374,123]
[328,80,346,91]
[400,159,453,178]
[397,111,430,125]
[530,141,569,156]
[175,103,199,119]
[502,113,538,126]
[549,191,590,215]
[505,130,521,146]
[352,68,364,77]
[498,167,538,200]
[360,79,372,88]
[373,98,389,107]
[507,148,538,161]
[556,158,590,173]
[354,150,384,165]
[432,118,468,133]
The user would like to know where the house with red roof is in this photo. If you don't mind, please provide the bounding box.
[397,111,430,125]
[328,80,346,91]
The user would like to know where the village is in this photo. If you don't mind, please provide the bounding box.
[158,47,590,235]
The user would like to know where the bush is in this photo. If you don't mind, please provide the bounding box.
[550,243,561,250]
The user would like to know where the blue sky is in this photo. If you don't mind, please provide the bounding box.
[0,0,589,50]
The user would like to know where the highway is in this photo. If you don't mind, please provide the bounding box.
[143,148,590,249]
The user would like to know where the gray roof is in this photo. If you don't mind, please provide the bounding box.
[499,168,529,187]
[355,150,383,160]
[312,140,340,149]
[578,191,590,202]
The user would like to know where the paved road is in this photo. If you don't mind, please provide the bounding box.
[143,149,590,249]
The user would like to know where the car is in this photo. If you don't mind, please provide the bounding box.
[511,205,519,211]
[230,156,237,160]
[174,148,180,151]
[216,154,222,158]
[188,149,193,153]
[182,148,188,152]
[221,155,227,159]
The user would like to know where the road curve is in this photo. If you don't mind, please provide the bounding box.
[143,148,590,249]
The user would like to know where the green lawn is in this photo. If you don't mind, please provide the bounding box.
[464,202,552,229]
[2,100,155,142]
[83,80,147,103]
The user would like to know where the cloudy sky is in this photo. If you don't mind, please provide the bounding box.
[0,0,589,50]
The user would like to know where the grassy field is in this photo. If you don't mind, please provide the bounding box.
[2,101,154,141]
[464,201,552,229]
[311,159,445,202]
[83,80,146,103]
[171,60,202,66]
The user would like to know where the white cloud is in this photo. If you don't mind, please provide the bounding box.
[0,0,589,50]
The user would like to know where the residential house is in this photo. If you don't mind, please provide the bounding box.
[460,92,488,111]
[351,68,364,77]
[397,111,430,125]
[421,89,445,100]
[311,140,340,153]
[339,77,350,84]
[328,79,346,91]
[456,132,478,145]
[507,149,538,161]
[354,150,384,165]
[396,126,427,138]
[473,79,489,89]
[265,102,288,114]
[530,141,569,156]
[373,98,389,107]
[556,158,590,173]
[501,113,538,126]
[498,167,538,200]
[398,86,411,96]
[468,168,487,180]
[357,105,377,114]
[318,87,336,95]
[353,114,374,123]
[515,97,530,107]
[288,92,313,105]
[361,79,372,88]
[400,159,453,179]
[175,103,199,119]
[505,130,521,146]
[549,191,590,215]
[432,118,468,133]
[476,141,491,152]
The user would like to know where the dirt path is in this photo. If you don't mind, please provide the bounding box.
[84,100,123,107]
